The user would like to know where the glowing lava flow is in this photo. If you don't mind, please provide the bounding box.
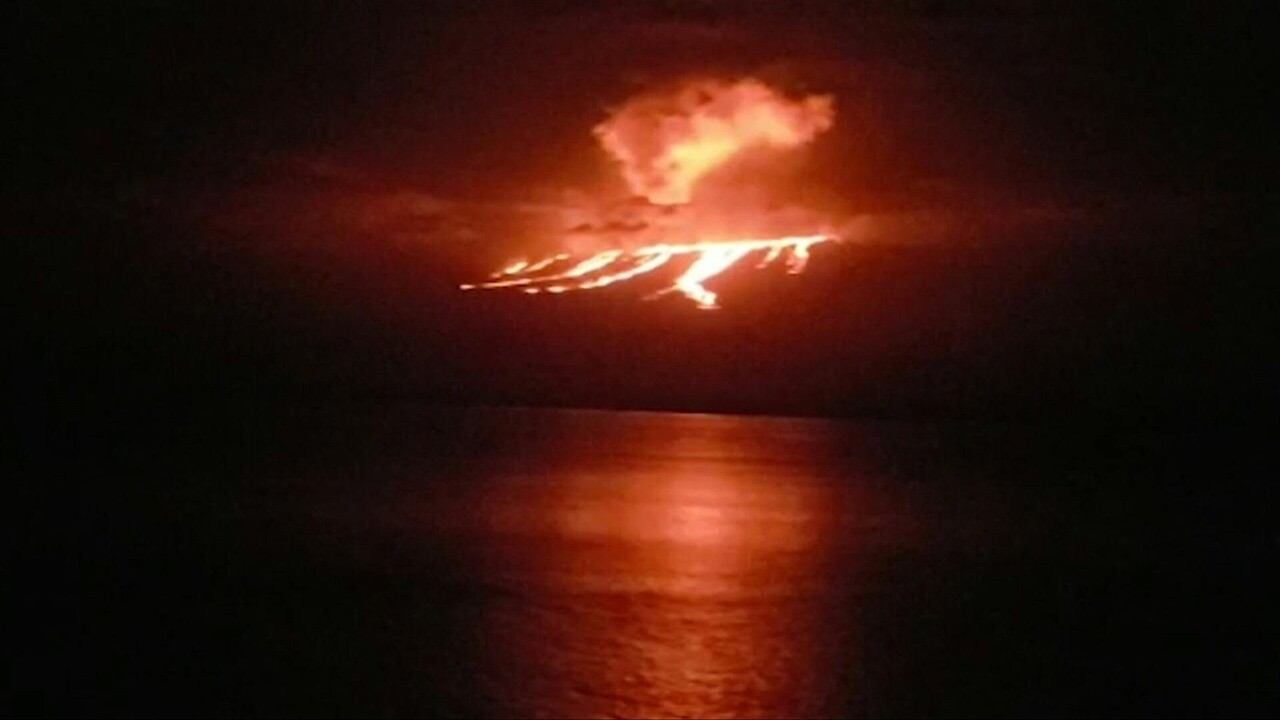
[461,234,830,309]
[459,78,838,309]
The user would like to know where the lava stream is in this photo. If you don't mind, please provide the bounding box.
[461,234,831,309]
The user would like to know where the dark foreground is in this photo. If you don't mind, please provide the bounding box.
[13,403,1277,717]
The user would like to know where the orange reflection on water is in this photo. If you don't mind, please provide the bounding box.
[467,412,857,718]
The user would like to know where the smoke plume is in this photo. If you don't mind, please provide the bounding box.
[593,78,834,205]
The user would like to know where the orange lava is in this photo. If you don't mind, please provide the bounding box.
[461,234,831,309]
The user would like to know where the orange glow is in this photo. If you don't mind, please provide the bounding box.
[460,77,837,308]
[668,245,752,309]
[462,235,831,309]
[491,259,529,278]
[595,78,834,205]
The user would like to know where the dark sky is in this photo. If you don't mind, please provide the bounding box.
[12,1,1275,423]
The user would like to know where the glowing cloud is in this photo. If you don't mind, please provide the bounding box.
[593,78,834,205]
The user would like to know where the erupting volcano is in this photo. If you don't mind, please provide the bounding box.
[462,78,837,309]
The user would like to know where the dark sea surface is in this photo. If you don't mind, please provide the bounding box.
[15,404,1276,717]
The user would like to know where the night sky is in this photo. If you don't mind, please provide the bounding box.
[13,1,1274,423]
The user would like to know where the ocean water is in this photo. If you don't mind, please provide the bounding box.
[15,404,1273,716]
